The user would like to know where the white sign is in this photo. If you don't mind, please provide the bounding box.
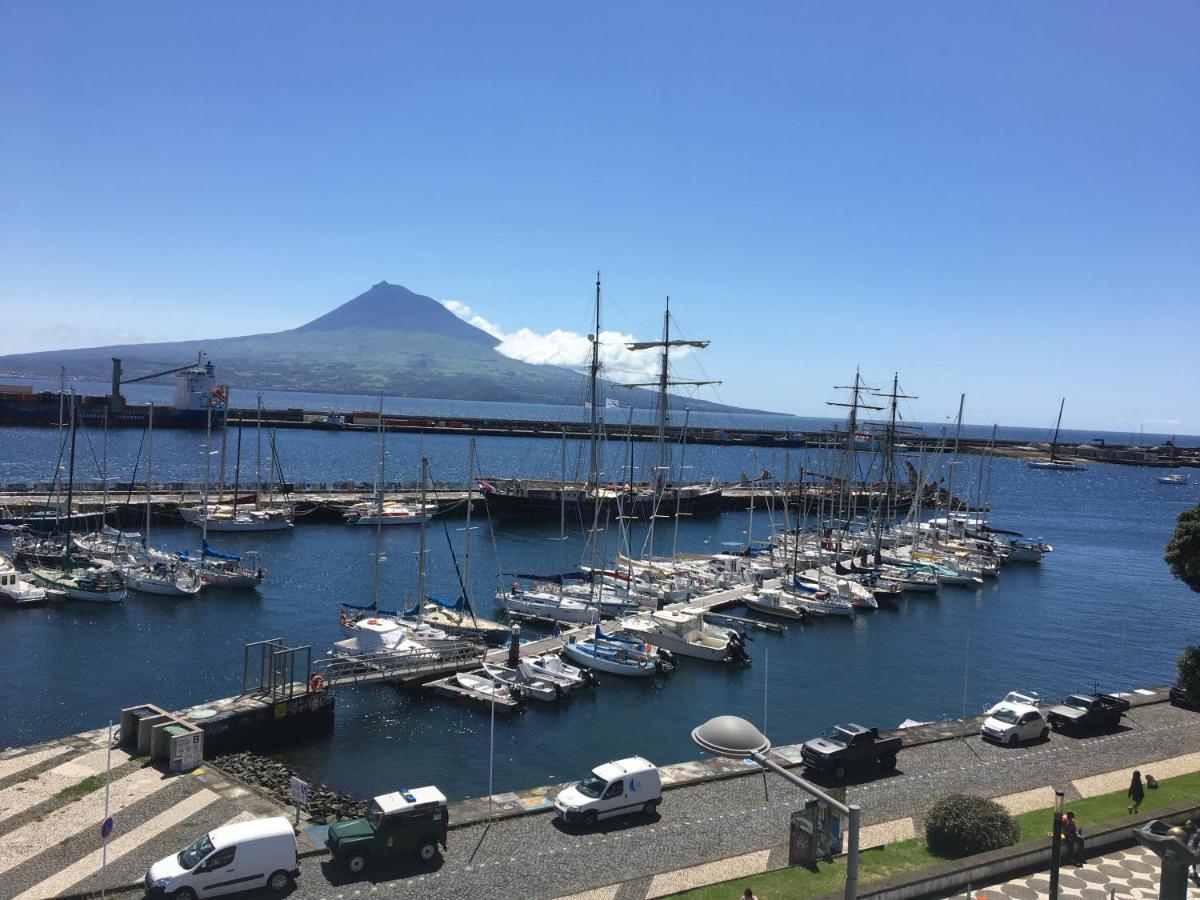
[289,776,309,807]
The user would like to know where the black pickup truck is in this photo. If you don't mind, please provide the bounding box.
[1046,693,1130,733]
[800,723,902,781]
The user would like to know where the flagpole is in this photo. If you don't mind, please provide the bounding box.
[101,720,112,899]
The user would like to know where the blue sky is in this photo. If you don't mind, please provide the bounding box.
[1,3,1197,434]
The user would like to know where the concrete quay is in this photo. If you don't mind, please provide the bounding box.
[4,683,1196,900]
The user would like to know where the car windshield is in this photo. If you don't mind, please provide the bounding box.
[575,773,606,799]
[1065,696,1091,709]
[992,708,1021,725]
[821,728,849,745]
[179,834,214,870]
[367,799,384,829]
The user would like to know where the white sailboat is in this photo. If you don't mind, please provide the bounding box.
[1028,399,1086,471]
[560,630,663,677]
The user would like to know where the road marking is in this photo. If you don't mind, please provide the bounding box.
[644,849,770,898]
[12,787,220,900]
[0,746,73,784]
[0,747,133,826]
[1072,750,1200,798]
[0,765,173,878]
[995,785,1058,815]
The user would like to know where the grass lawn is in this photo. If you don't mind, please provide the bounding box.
[668,769,1200,899]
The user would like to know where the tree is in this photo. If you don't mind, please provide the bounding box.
[1165,502,1200,593]
[924,794,1019,858]
[1178,646,1200,699]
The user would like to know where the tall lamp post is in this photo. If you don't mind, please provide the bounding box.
[1048,787,1065,899]
[692,715,862,900]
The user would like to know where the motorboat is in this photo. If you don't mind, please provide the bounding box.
[788,583,855,618]
[1158,473,1189,485]
[742,588,807,620]
[483,663,560,702]
[622,608,748,662]
[561,633,662,677]
[496,583,601,625]
[339,609,463,651]
[124,560,203,597]
[344,502,435,526]
[518,652,595,690]
[794,574,878,609]
[455,671,515,702]
[31,563,124,602]
[0,555,46,606]
[998,538,1052,563]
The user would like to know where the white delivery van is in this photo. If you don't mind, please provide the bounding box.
[553,756,661,828]
[145,816,299,899]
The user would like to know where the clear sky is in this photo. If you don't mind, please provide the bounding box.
[1,2,1197,434]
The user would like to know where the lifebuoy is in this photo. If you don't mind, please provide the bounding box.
[309,673,325,692]
[339,612,349,626]
[366,618,379,625]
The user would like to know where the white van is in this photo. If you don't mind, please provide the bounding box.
[553,756,661,828]
[145,816,299,899]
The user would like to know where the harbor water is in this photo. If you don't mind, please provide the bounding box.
[2,413,1199,803]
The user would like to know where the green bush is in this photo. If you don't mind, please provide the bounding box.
[924,794,1020,858]
[1178,645,1200,698]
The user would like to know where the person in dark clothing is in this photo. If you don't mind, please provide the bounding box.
[1128,770,1145,814]
[1062,810,1085,865]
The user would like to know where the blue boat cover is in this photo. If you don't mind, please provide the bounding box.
[202,539,240,561]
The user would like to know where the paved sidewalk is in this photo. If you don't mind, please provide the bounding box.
[555,745,1200,900]
[974,844,1180,899]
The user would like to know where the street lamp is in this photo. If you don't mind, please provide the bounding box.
[1048,787,1065,899]
[691,716,862,900]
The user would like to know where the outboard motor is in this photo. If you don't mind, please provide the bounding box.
[655,648,677,672]
[727,630,751,664]
[581,667,600,687]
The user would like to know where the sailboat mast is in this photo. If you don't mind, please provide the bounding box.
[101,408,109,533]
[64,392,77,542]
[145,403,154,547]
[255,394,262,510]
[558,429,567,601]
[588,272,601,490]
[416,456,429,622]
[216,402,229,503]
[1051,397,1065,462]
[464,438,476,593]
[201,397,213,547]
[656,298,670,483]
[946,394,965,530]
[372,399,384,613]
[232,419,242,515]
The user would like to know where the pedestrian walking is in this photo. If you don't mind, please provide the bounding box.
[1062,810,1085,865]
[1128,770,1145,814]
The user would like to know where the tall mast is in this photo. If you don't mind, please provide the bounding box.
[231,418,242,515]
[101,408,109,533]
[588,272,601,490]
[145,403,153,548]
[463,438,476,593]
[416,456,428,622]
[372,398,385,613]
[558,429,567,601]
[946,394,965,528]
[828,369,883,543]
[255,394,263,510]
[216,401,229,503]
[201,397,212,547]
[64,392,77,544]
[870,374,916,562]
[1051,397,1065,462]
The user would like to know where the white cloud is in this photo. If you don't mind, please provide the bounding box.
[440,299,505,339]
[441,299,691,380]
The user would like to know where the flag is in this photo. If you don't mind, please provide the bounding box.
[211,385,228,405]
[477,480,497,494]
[605,398,620,408]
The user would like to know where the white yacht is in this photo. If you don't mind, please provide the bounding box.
[622,608,747,662]
[743,587,807,620]
[124,560,203,597]
[495,583,601,625]
[1158,473,1189,485]
[344,502,435,526]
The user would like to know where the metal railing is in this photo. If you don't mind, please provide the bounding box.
[315,641,485,687]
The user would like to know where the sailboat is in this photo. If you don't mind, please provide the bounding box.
[1028,399,1086,470]
[122,405,203,597]
[30,394,125,603]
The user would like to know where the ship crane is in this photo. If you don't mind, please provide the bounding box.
[110,352,211,411]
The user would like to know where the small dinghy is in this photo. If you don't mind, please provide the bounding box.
[484,663,560,702]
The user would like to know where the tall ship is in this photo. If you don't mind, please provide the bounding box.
[481,276,722,522]
[0,355,224,428]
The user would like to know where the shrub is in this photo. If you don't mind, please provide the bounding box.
[1179,645,1200,699]
[924,793,1020,858]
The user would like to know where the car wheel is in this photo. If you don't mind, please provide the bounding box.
[1007,733,1018,747]
[1040,727,1050,741]
[582,810,598,828]
[267,869,293,892]
[833,764,847,781]
[643,800,659,816]
[879,754,898,770]
[346,854,368,874]
[417,839,438,861]
[174,889,197,900]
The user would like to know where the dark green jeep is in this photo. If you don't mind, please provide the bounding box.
[326,786,448,873]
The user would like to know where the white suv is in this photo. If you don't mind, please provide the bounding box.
[981,703,1049,746]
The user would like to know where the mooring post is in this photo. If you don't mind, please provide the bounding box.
[507,624,520,667]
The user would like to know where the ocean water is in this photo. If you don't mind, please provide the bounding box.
[2,419,1198,802]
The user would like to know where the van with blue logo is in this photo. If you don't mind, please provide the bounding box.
[553,757,661,828]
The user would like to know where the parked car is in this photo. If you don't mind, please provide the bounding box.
[326,786,448,873]
[1169,683,1198,709]
[553,756,662,828]
[1046,693,1130,733]
[800,723,902,781]
[981,703,1049,745]
[145,817,298,899]
[984,690,1041,716]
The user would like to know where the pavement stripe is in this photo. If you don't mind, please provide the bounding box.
[1071,749,1200,798]
[644,848,770,899]
[0,765,173,877]
[995,784,1058,815]
[12,787,220,900]
[0,746,73,784]
[554,887,622,900]
[0,748,133,826]
[861,816,915,848]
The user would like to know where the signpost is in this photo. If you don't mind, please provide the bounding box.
[100,721,113,899]
[289,776,309,825]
